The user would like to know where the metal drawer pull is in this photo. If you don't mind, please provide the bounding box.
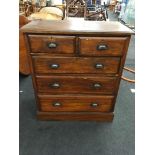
[91,102,99,107]
[48,42,57,48]
[50,64,59,69]
[95,63,104,69]
[49,83,60,88]
[93,83,102,89]
[52,102,61,107]
[97,44,108,50]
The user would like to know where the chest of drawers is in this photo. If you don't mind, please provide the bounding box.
[21,19,133,121]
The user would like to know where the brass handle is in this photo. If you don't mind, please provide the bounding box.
[52,102,61,107]
[48,42,57,48]
[50,64,59,69]
[95,63,104,69]
[97,44,108,50]
[91,102,99,107]
[49,83,60,88]
[93,83,102,89]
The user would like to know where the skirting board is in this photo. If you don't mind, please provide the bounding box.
[37,111,114,121]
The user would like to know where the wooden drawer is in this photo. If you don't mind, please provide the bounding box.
[36,75,118,94]
[38,95,114,112]
[79,37,127,56]
[33,56,120,74]
[28,35,76,53]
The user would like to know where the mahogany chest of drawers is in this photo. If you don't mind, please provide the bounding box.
[21,19,133,121]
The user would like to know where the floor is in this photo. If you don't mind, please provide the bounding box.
[19,11,135,155]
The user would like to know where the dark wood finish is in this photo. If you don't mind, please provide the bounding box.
[28,35,76,53]
[33,56,120,74]
[79,37,128,56]
[36,75,118,94]
[37,111,114,121]
[20,20,134,35]
[19,15,30,75]
[21,20,133,121]
[38,95,114,112]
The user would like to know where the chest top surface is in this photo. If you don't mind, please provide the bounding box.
[20,19,134,35]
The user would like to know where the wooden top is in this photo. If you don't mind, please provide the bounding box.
[20,19,134,35]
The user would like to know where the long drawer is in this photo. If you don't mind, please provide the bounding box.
[79,37,127,56]
[36,75,118,94]
[28,35,76,53]
[32,56,120,74]
[38,95,114,112]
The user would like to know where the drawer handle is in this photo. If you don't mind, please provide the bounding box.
[50,64,60,69]
[97,44,108,50]
[52,102,61,107]
[49,83,60,89]
[93,83,102,89]
[95,63,104,69]
[91,102,99,107]
[48,42,57,48]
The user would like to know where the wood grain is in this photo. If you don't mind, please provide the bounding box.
[21,20,132,121]
[38,95,114,112]
[79,37,128,56]
[28,35,76,53]
[36,75,118,95]
[20,20,134,35]
[37,111,114,121]
[19,15,30,75]
[32,56,120,74]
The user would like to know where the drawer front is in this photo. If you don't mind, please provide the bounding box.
[36,76,118,94]
[38,95,114,112]
[28,35,76,53]
[33,56,120,74]
[79,37,127,56]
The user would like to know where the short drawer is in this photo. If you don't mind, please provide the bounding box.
[38,95,114,112]
[36,75,118,95]
[28,35,76,53]
[33,56,120,74]
[79,37,127,56]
